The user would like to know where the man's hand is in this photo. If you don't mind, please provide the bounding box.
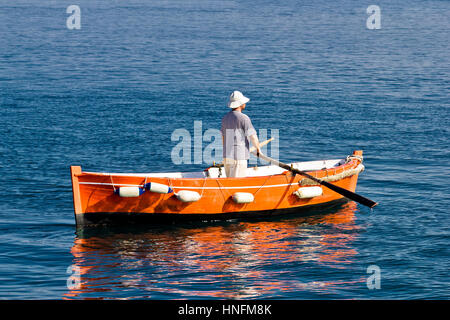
[256,146,261,157]
[249,134,261,157]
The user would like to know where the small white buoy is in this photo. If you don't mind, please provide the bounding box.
[293,186,323,199]
[116,187,144,197]
[176,190,201,202]
[232,192,254,204]
[144,182,173,194]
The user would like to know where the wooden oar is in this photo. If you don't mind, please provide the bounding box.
[250,137,274,154]
[252,151,378,208]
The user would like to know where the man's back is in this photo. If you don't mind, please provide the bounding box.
[221,110,256,160]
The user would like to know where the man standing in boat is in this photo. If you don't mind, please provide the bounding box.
[221,91,261,178]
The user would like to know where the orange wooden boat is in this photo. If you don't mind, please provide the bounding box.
[70,150,365,226]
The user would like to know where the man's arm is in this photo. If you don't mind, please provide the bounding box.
[249,134,261,156]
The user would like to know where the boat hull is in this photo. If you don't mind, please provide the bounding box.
[79,198,349,225]
[70,151,364,226]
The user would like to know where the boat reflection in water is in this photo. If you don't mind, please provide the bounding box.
[64,201,364,299]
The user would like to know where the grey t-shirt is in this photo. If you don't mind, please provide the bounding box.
[221,110,257,160]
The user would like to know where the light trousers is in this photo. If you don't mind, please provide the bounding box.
[223,158,248,178]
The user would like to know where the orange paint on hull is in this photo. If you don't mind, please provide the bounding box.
[70,150,364,226]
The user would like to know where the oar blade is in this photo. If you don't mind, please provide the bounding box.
[319,180,378,208]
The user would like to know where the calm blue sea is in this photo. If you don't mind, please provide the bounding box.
[0,0,449,299]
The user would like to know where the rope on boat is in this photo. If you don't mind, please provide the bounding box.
[252,174,274,197]
[346,154,363,163]
[167,177,174,192]
[169,176,208,198]
[199,176,208,198]
[297,153,364,186]
[215,177,229,200]
[298,163,365,186]
[110,175,116,192]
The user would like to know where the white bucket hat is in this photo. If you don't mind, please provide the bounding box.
[227,91,250,109]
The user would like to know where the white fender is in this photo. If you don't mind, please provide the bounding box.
[145,182,173,194]
[117,187,144,197]
[176,190,201,202]
[293,186,323,199]
[232,192,254,204]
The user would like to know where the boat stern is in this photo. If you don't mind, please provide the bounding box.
[70,166,86,226]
